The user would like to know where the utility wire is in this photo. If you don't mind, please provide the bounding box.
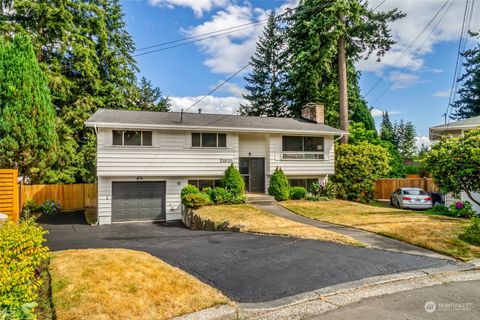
[444,0,475,123]
[373,0,387,11]
[364,0,450,98]
[371,0,454,105]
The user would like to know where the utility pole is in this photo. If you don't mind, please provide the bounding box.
[338,12,349,144]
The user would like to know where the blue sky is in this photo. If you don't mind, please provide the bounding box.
[121,0,480,143]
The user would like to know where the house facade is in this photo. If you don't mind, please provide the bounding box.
[429,116,480,213]
[85,104,345,224]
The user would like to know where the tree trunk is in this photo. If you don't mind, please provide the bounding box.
[464,189,480,207]
[338,14,349,144]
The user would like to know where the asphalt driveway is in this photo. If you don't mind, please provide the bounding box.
[39,212,455,303]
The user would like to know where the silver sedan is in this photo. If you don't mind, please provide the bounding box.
[390,188,433,210]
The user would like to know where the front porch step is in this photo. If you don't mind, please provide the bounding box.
[245,194,276,205]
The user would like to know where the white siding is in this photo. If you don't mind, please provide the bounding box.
[97,128,239,177]
[268,134,335,176]
[239,134,268,157]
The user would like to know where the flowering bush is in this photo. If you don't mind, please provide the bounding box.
[449,201,476,219]
[38,200,61,215]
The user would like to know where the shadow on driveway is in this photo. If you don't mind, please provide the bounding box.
[41,215,455,303]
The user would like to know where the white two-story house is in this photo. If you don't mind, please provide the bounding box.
[85,104,345,224]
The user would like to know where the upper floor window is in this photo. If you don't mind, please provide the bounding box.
[282,136,324,160]
[113,130,152,146]
[192,132,226,148]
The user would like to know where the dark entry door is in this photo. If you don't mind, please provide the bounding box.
[249,158,265,193]
[112,181,166,222]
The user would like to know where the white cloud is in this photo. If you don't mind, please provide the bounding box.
[358,0,480,74]
[148,0,229,17]
[415,136,432,149]
[433,89,451,97]
[211,82,246,98]
[169,95,246,114]
[390,73,421,89]
[370,108,402,117]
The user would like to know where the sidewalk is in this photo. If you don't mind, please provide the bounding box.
[255,203,454,260]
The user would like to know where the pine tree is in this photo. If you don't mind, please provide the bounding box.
[394,120,416,160]
[240,12,289,117]
[351,99,376,132]
[451,33,480,119]
[1,0,139,182]
[286,0,404,126]
[380,112,395,144]
[135,77,171,112]
[0,35,57,182]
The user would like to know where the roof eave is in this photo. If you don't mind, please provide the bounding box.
[84,121,345,135]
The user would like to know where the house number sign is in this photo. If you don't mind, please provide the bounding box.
[220,158,234,163]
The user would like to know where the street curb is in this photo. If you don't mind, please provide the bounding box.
[173,305,238,320]
[239,262,480,319]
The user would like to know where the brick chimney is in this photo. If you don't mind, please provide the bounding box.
[301,103,324,124]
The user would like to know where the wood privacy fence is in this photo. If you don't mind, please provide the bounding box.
[375,178,439,200]
[20,183,97,211]
[0,169,19,222]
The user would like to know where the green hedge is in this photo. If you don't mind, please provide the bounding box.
[0,219,49,317]
[222,164,245,196]
[268,167,290,201]
[289,187,307,200]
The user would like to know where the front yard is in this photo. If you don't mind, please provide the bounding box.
[195,204,363,246]
[49,249,231,320]
[282,200,480,261]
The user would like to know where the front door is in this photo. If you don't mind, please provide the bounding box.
[239,157,265,193]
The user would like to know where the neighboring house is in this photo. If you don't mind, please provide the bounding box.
[85,104,345,224]
[429,116,480,213]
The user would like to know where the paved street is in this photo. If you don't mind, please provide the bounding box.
[312,280,480,320]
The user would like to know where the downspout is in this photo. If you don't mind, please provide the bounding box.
[334,133,345,143]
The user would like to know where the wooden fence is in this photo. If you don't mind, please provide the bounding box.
[375,178,438,200]
[0,169,19,222]
[20,183,97,211]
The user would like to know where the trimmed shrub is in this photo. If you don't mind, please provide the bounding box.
[333,142,390,202]
[21,199,39,219]
[38,200,60,215]
[310,181,336,199]
[268,167,290,201]
[289,187,307,200]
[182,193,212,209]
[180,184,200,198]
[0,219,49,314]
[460,217,480,245]
[221,164,245,196]
[427,205,450,215]
[206,187,245,205]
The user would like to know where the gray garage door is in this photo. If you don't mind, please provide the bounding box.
[112,181,166,222]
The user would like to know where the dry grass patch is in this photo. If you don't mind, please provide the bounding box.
[49,249,231,320]
[196,204,362,246]
[282,200,480,261]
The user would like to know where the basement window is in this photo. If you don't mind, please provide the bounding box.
[112,130,152,146]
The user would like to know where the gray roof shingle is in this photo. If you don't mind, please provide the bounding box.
[85,109,345,135]
[430,115,480,130]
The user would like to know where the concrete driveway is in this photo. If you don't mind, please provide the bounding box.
[39,212,455,303]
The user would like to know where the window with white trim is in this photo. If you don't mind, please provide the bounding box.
[282,136,324,160]
[192,133,227,148]
[112,130,152,146]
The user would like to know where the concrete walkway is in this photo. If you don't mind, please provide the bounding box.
[255,203,454,261]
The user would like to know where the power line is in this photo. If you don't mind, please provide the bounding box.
[371,0,454,105]
[184,64,250,112]
[373,0,387,11]
[364,0,450,98]
[444,0,475,123]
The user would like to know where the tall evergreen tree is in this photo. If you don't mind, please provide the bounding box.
[240,12,288,117]
[351,98,376,132]
[379,111,395,144]
[285,0,404,127]
[451,33,480,119]
[0,35,57,182]
[1,0,140,182]
[394,120,416,160]
[134,77,171,112]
